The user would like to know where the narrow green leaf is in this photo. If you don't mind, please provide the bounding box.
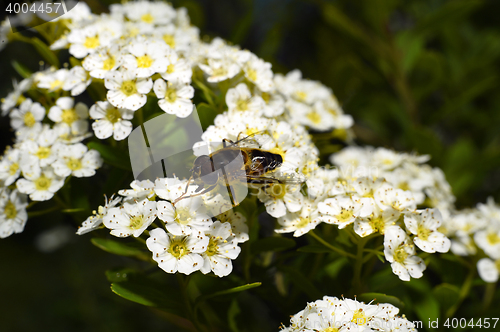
[195,282,262,306]
[251,237,295,254]
[11,61,32,78]
[279,265,322,300]
[227,299,241,332]
[324,257,349,278]
[91,238,149,261]
[31,37,60,67]
[87,141,131,171]
[358,293,405,308]
[111,281,185,316]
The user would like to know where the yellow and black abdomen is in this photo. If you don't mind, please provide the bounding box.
[247,149,283,176]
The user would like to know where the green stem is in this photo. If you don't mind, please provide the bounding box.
[445,266,475,318]
[353,236,369,294]
[177,274,205,332]
[309,230,356,259]
[28,205,61,218]
[482,282,496,313]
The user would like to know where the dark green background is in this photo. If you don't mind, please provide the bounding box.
[1,0,500,331]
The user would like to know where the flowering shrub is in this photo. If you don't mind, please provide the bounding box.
[1,1,498,331]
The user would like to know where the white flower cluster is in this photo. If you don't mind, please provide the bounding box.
[78,178,247,278]
[280,296,417,332]
[0,79,102,238]
[439,197,500,283]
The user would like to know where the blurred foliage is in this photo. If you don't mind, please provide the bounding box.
[2,0,500,331]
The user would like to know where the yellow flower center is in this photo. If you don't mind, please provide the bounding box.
[352,309,368,326]
[236,99,249,111]
[394,247,408,264]
[266,184,287,199]
[137,55,153,68]
[121,81,138,96]
[67,158,82,171]
[23,112,36,127]
[294,91,307,102]
[417,225,431,241]
[50,80,63,91]
[105,107,121,124]
[247,68,257,82]
[166,64,175,74]
[306,111,322,124]
[398,182,410,191]
[35,147,51,160]
[206,238,219,256]
[4,201,17,219]
[369,216,385,233]
[84,36,100,49]
[129,215,145,230]
[163,34,175,48]
[336,209,353,223]
[261,92,271,104]
[212,66,227,77]
[175,207,192,225]
[9,163,19,175]
[487,232,500,245]
[34,174,52,191]
[141,13,154,23]
[295,216,310,229]
[103,56,116,71]
[61,108,78,124]
[321,328,339,332]
[165,89,177,102]
[169,239,188,258]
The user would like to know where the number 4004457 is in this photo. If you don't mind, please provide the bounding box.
[6,2,64,15]
[443,318,498,329]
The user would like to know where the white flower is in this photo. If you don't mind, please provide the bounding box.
[159,49,192,83]
[16,166,65,201]
[118,180,156,201]
[48,97,89,136]
[67,24,115,59]
[153,78,194,117]
[200,221,241,277]
[0,189,28,238]
[0,147,22,186]
[404,209,451,253]
[254,88,285,117]
[242,55,274,92]
[36,68,70,92]
[121,37,170,77]
[214,209,249,243]
[157,197,212,235]
[199,58,240,83]
[120,0,176,25]
[103,199,157,237]
[318,195,358,228]
[477,258,499,283]
[82,45,122,79]
[89,101,134,140]
[375,184,416,213]
[257,181,303,218]
[225,83,264,115]
[474,228,500,260]
[384,225,426,281]
[354,208,400,237]
[53,143,103,178]
[77,195,122,235]
[105,70,153,111]
[63,66,92,96]
[276,200,321,237]
[1,77,33,116]
[19,127,60,169]
[146,227,209,275]
[10,98,45,141]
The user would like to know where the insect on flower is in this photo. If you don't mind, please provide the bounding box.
[173,132,305,206]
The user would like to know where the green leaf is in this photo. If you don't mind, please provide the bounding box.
[105,267,138,283]
[195,282,262,306]
[87,141,131,171]
[407,279,440,323]
[227,299,241,332]
[279,265,322,300]
[297,244,333,253]
[432,284,460,315]
[196,103,218,130]
[251,237,295,254]
[91,238,150,261]
[324,257,349,278]
[111,281,185,316]
[31,37,60,67]
[11,61,32,78]
[358,292,405,308]
[69,57,82,68]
